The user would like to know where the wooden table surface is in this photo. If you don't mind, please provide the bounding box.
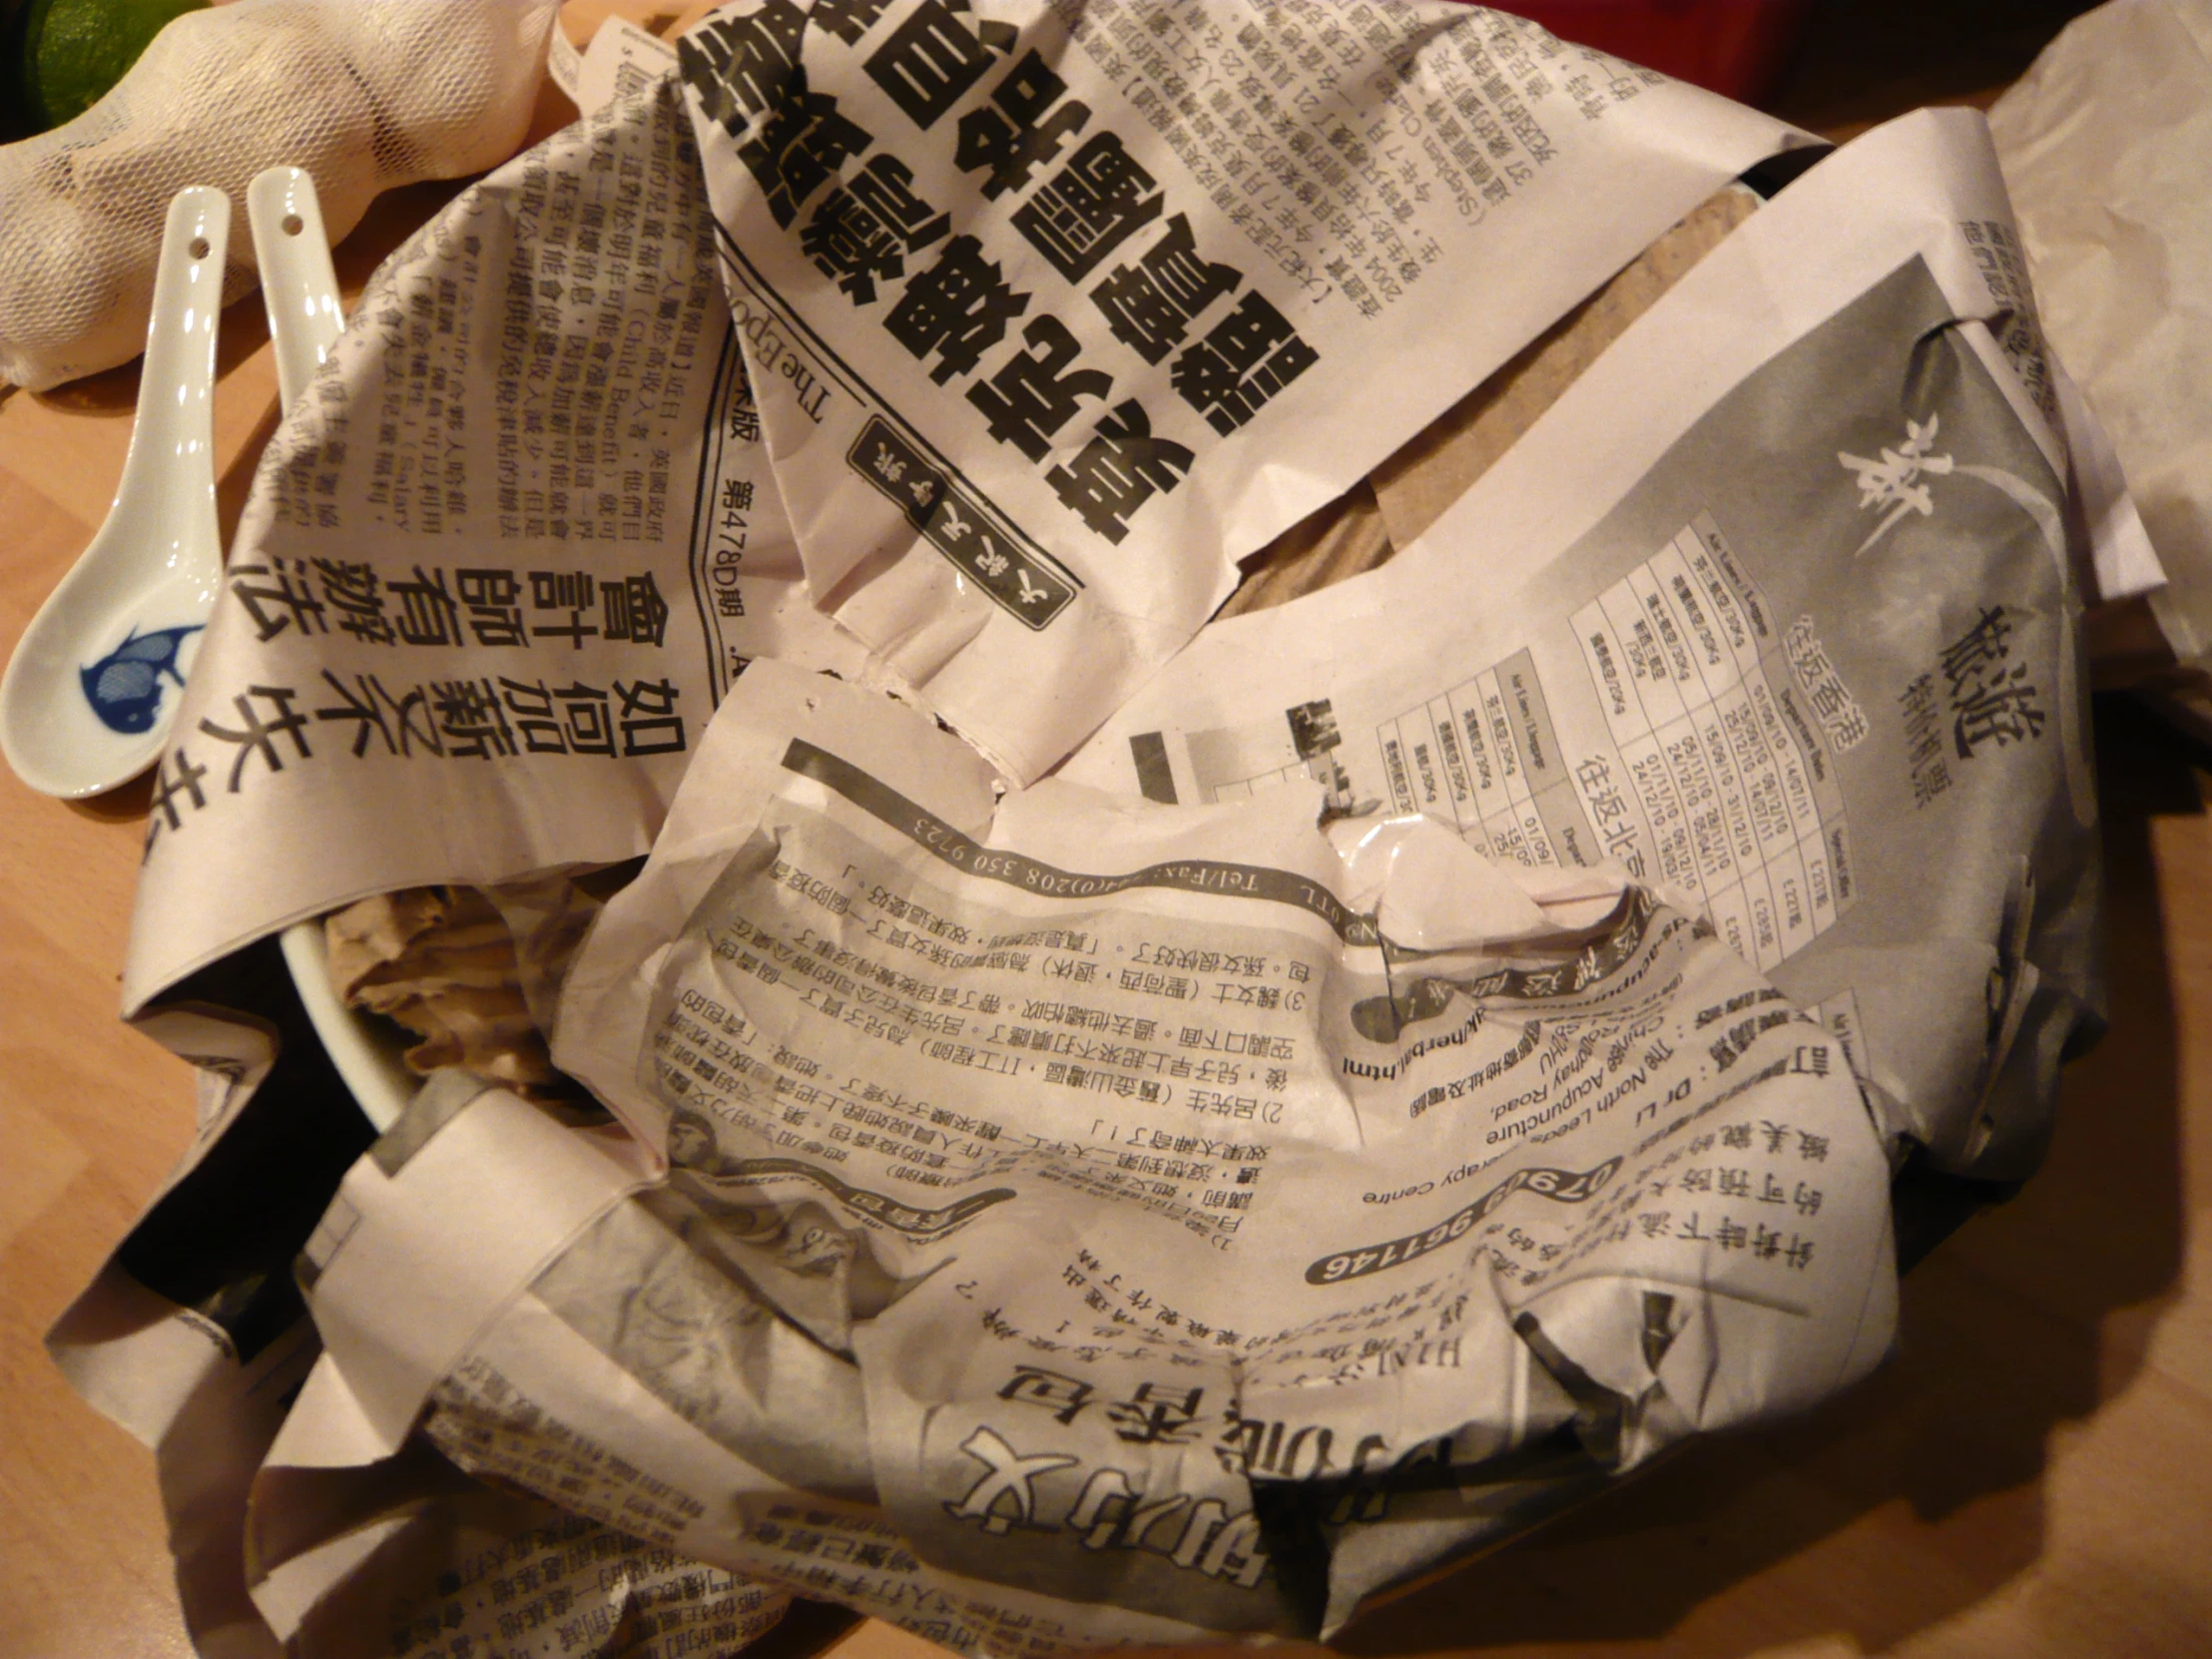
[8,5,2209,1657]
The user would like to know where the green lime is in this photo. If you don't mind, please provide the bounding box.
[17,0,207,134]
[1,0,36,140]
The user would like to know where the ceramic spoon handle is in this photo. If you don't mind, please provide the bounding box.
[249,173,411,1132]
[110,187,229,540]
[249,167,343,412]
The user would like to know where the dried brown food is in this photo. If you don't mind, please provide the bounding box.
[323,884,565,1097]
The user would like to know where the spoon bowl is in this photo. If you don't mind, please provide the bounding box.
[0,187,230,800]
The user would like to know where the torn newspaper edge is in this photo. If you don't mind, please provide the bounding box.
[50,977,792,1659]
[556,12,687,119]
[242,1070,799,1656]
[680,0,1810,780]
[1063,109,2109,1184]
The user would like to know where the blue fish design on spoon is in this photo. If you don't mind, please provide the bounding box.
[0,187,229,799]
[80,623,204,735]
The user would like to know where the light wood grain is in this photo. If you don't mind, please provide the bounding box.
[6,9,2209,1657]
[0,475,200,1658]
[0,141,457,1659]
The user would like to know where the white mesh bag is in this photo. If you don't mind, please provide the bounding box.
[0,0,559,390]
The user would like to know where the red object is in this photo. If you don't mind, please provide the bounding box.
[1502,1,1810,105]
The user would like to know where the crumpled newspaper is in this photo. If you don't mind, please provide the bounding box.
[35,5,2126,1654]
[1989,0,2212,716]
[0,0,559,389]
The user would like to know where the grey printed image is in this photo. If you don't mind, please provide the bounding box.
[1498,253,2094,1180]
[530,1125,887,1502]
[661,1108,945,1349]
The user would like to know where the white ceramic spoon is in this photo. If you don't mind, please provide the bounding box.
[0,187,230,800]
[248,166,345,407]
[245,167,416,1135]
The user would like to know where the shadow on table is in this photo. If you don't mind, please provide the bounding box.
[1765,0,2104,134]
[1328,694,2196,1656]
